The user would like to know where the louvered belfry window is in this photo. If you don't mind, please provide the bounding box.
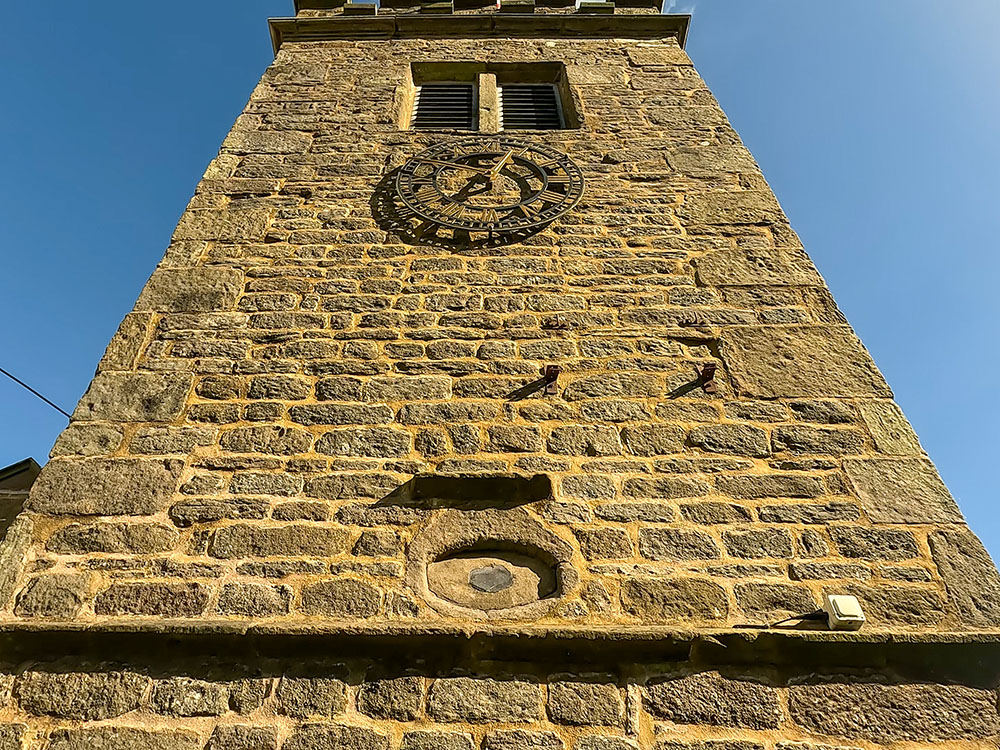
[499,84,564,130]
[410,83,476,130]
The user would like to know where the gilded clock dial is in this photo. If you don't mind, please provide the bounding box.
[395,138,584,233]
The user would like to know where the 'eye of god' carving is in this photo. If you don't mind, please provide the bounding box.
[427,550,557,611]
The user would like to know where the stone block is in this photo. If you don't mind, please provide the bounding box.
[576,739,639,750]
[229,679,269,714]
[688,425,770,458]
[170,498,268,527]
[152,677,229,717]
[291,404,395,427]
[735,582,816,621]
[353,530,402,557]
[487,425,545,453]
[722,529,794,559]
[483,731,564,750]
[210,525,349,558]
[720,326,891,399]
[829,527,919,561]
[73,371,192,422]
[14,573,90,619]
[929,528,1000,627]
[548,680,624,726]
[398,403,498,425]
[131,426,216,454]
[621,578,728,621]
[596,503,675,522]
[695,246,822,286]
[28,458,182,516]
[772,426,864,456]
[575,528,634,560]
[857,400,922,455]
[680,502,752,525]
[46,521,178,554]
[15,670,150,720]
[300,579,382,618]
[218,582,291,617]
[621,425,686,456]
[0,725,23,750]
[833,583,945,626]
[94,582,209,617]
[47,727,201,750]
[278,724,390,750]
[363,376,452,402]
[230,472,302,496]
[758,502,860,524]
[428,677,541,723]
[207,726,278,750]
[220,426,313,455]
[714,474,824,499]
[249,375,311,401]
[50,424,123,457]
[644,672,782,728]
[137,267,243,312]
[788,681,1000,742]
[842,458,961,524]
[677,191,784,226]
[561,476,615,501]
[401,731,474,750]
[97,312,152,371]
[622,477,710,499]
[563,373,661,401]
[357,676,423,720]
[173,207,270,243]
[638,528,720,560]
[548,426,622,456]
[316,428,412,458]
[276,676,348,718]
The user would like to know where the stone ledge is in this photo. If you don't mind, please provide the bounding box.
[268,13,690,52]
[0,623,998,683]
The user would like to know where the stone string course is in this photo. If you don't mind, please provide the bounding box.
[0,663,997,749]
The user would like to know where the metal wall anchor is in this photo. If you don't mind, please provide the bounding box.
[543,365,561,396]
[697,362,718,394]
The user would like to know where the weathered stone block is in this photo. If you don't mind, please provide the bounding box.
[280,724,390,750]
[483,730,564,750]
[644,672,782,728]
[735,582,816,621]
[621,425,686,456]
[680,502,752,525]
[857,399,922,455]
[74,371,192,423]
[93,582,209,617]
[929,528,1000,627]
[291,404,395,426]
[15,670,150,720]
[170,498,268,527]
[596,502,675,522]
[487,425,544,453]
[575,528,633,560]
[677,191,784,226]
[173,208,270,243]
[695,246,822,286]
[829,527,919,561]
[210,525,349,558]
[0,725,23,750]
[563,373,661,401]
[47,521,178,554]
[576,739,639,750]
[720,326,891,399]
[14,573,90,619]
[547,426,622,456]
[548,680,623,726]
[152,677,229,717]
[638,528,720,560]
[622,477,710,499]
[220,426,313,455]
[758,502,860,524]
[207,726,278,750]
[788,682,1000,742]
[364,376,452,402]
[300,578,382,618]
[50,424,123,457]
[131,426,216,455]
[772,426,864,456]
[47,727,201,750]
[316,428,411,458]
[401,731,474,750]
[688,425,770,458]
[428,677,541,723]
[714,474,824,499]
[218,582,291,617]
[722,529,794,559]
[276,676,348,718]
[357,676,423,720]
[229,679,269,714]
[835,583,945,626]
[621,578,728,621]
[28,458,182,516]
[842,458,961,524]
[138,267,243,312]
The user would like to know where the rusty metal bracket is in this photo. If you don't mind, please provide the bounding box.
[696,362,718,394]
[543,365,561,396]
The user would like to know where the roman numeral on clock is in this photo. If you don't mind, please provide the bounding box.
[415,186,443,205]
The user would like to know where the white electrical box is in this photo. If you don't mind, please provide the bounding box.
[823,594,866,631]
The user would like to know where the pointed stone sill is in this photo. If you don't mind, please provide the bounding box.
[0,621,998,682]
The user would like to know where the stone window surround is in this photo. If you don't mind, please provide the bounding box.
[401,61,580,132]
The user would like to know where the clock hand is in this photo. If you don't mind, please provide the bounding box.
[487,149,516,182]
[414,157,492,175]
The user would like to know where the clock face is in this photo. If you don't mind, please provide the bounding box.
[395,138,585,233]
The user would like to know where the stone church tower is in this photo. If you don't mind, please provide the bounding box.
[1,2,999,748]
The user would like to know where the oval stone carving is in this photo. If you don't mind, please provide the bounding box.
[427,550,557,610]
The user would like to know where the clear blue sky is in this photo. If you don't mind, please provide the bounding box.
[1,1,997,557]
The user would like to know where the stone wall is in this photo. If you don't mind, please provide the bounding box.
[0,656,998,749]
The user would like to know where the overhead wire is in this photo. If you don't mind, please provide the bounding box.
[0,366,72,419]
